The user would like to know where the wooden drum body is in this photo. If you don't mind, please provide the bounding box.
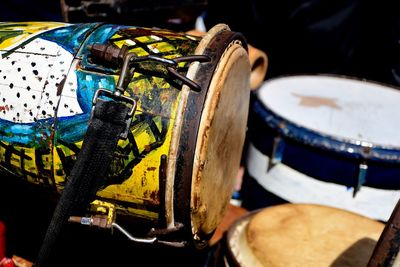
[0,22,251,247]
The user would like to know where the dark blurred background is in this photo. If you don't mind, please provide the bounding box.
[1,0,399,87]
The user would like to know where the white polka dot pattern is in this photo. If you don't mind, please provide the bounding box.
[0,38,80,123]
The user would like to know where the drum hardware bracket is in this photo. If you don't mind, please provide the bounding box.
[90,88,136,139]
[353,142,372,197]
[88,43,211,92]
[268,135,285,172]
[354,162,368,197]
[147,222,184,237]
[68,215,187,247]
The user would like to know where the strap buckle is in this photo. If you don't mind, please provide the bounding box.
[90,88,137,139]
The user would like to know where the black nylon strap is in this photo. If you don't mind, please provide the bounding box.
[34,99,130,267]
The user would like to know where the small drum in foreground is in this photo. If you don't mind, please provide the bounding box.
[0,22,251,247]
[222,203,384,267]
[243,75,400,221]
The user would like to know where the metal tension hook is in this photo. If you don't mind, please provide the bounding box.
[88,43,211,92]
[88,44,138,139]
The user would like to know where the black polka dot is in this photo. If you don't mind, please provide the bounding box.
[40,47,45,51]
[27,86,31,91]
[31,62,36,67]
[17,67,21,72]
[49,100,53,105]
[21,46,25,49]
[22,76,26,80]
[3,76,6,79]
[48,64,53,67]
[9,105,13,110]
[42,110,46,115]
[16,113,20,117]
[24,103,27,107]
[16,92,20,98]
[9,83,13,89]
[32,95,36,99]
[29,111,33,116]
[33,70,38,75]
[2,98,5,102]
[64,104,68,108]
[11,61,16,65]
[50,75,55,79]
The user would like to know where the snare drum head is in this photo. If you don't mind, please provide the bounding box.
[227,204,384,267]
[258,75,400,148]
[190,28,251,240]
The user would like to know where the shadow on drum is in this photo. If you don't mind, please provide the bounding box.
[331,238,379,267]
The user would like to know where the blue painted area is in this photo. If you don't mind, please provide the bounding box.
[55,113,90,144]
[40,23,100,56]
[0,118,53,147]
[75,70,116,113]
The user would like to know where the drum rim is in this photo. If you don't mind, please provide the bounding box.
[224,208,266,267]
[172,25,249,249]
[253,74,400,163]
[257,73,400,94]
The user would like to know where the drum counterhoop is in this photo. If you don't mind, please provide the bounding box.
[245,75,400,221]
[0,21,251,247]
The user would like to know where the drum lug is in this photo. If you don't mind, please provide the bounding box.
[354,162,368,197]
[147,222,184,236]
[69,214,187,247]
[88,43,211,92]
[146,223,188,248]
[267,135,285,172]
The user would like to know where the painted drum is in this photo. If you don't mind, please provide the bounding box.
[221,204,385,267]
[242,75,400,221]
[0,22,251,247]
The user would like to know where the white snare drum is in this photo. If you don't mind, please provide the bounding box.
[243,75,400,221]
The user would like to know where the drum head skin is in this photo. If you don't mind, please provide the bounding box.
[228,204,384,267]
[166,24,250,247]
[189,27,251,243]
[258,75,400,148]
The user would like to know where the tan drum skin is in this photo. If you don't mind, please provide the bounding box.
[224,204,385,267]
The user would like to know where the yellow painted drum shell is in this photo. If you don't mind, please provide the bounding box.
[0,22,251,246]
[223,204,384,267]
